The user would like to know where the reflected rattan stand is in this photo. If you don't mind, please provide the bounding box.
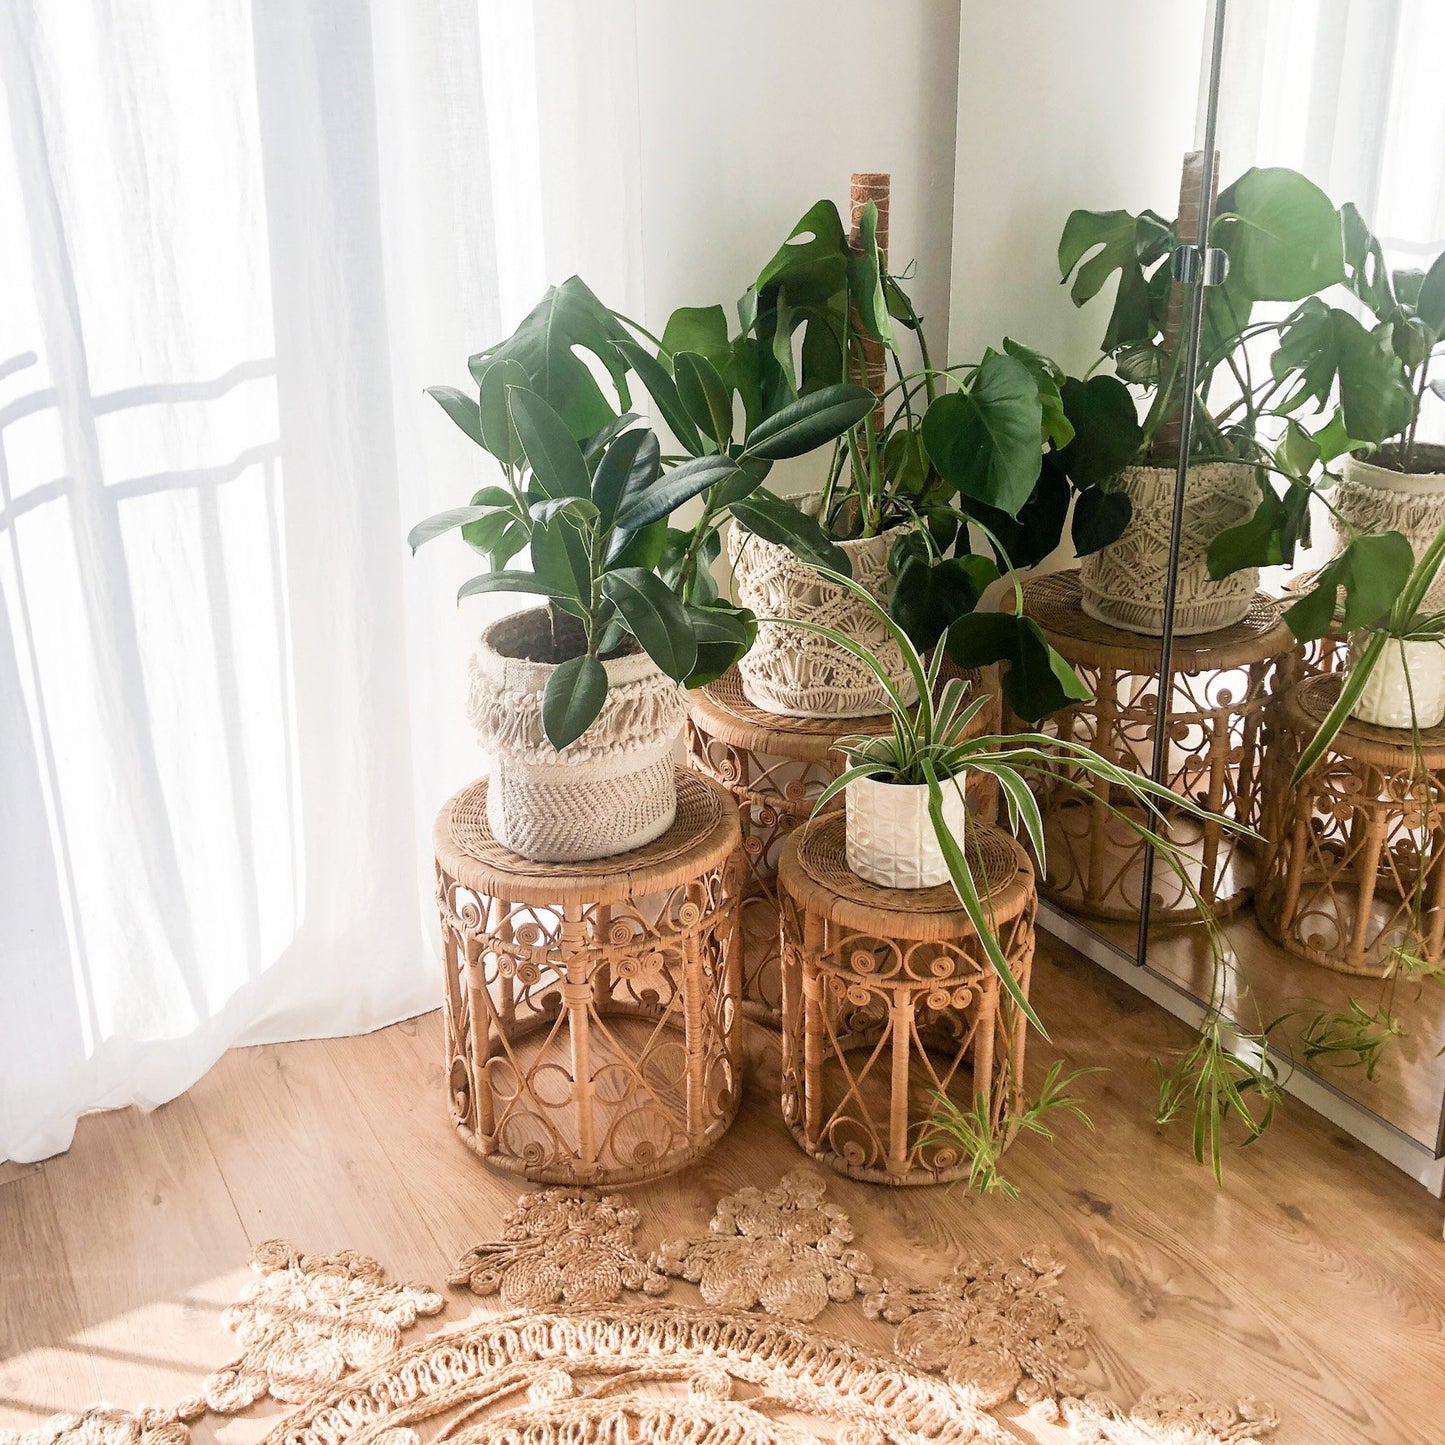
[1257,673,1445,977]
[776,813,1035,1186]
[433,768,744,1185]
[686,665,998,1027]
[1019,569,1295,921]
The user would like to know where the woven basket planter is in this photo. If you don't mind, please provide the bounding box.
[1349,634,1445,729]
[729,495,917,718]
[1079,462,1259,636]
[1336,449,1445,613]
[467,608,685,863]
[844,774,967,889]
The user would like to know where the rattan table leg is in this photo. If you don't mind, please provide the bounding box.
[888,985,913,1177]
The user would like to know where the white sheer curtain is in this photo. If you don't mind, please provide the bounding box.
[0,0,642,1163]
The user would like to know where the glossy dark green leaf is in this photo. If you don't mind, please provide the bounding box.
[475,361,530,463]
[590,428,659,529]
[889,554,996,651]
[1212,167,1345,303]
[615,338,706,457]
[1056,375,1142,487]
[600,568,697,681]
[1071,483,1134,557]
[530,515,591,603]
[674,351,734,447]
[1002,338,1072,448]
[1341,201,1395,319]
[742,383,877,461]
[509,389,592,500]
[967,454,1070,571]
[844,200,895,348]
[614,453,742,532]
[922,353,1043,517]
[470,277,630,440]
[604,516,668,570]
[582,411,643,465]
[425,385,484,448]
[660,305,732,371]
[1416,248,1445,340]
[1272,300,1414,444]
[408,505,496,552]
[541,654,608,751]
[729,491,851,575]
[456,570,567,603]
[944,612,1089,722]
[1207,489,1290,577]
[682,602,756,688]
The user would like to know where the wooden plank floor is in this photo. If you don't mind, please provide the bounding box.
[2,937,1443,1445]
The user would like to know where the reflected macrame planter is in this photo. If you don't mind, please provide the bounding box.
[1016,570,1296,922]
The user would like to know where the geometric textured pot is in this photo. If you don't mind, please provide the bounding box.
[467,607,685,862]
[1079,462,1260,636]
[844,773,968,889]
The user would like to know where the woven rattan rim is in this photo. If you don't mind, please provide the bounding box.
[687,664,995,760]
[778,811,1032,937]
[433,769,740,903]
[1287,672,1445,765]
[1024,569,1294,670]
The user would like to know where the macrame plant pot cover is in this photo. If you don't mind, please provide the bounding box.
[844,774,967,889]
[1349,634,1445,729]
[1079,462,1259,636]
[468,608,685,863]
[1336,448,1445,613]
[729,494,917,718]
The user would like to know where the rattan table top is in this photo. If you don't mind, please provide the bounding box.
[432,769,741,903]
[1282,672,1445,768]
[777,811,1032,940]
[1022,569,1295,671]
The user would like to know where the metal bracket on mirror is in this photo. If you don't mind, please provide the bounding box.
[1171,243,1229,287]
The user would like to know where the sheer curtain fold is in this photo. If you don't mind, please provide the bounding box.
[0,0,641,1162]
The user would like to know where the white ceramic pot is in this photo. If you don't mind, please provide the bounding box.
[729,493,918,718]
[1348,633,1445,730]
[1336,450,1445,613]
[845,773,968,889]
[468,608,685,862]
[1079,462,1259,636]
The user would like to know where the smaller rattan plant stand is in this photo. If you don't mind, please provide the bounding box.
[686,666,998,1029]
[433,768,744,1185]
[1256,673,1445,977]
[1019,569,1295,922]
[775,813,1035,1186]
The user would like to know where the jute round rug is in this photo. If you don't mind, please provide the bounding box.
[256,1304,1007,1445]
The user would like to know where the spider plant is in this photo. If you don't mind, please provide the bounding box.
[921,1062,1099,1200]
[770,566,1250,1037]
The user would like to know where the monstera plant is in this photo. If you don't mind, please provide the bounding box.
[1059,165,1347,636]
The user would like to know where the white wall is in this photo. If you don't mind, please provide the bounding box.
[632,0,961,399]
[949,1,1209,373]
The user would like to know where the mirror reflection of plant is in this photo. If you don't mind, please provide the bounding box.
[1207,214,1445,637]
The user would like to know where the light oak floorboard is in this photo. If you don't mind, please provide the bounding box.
[2,939,1443,1444]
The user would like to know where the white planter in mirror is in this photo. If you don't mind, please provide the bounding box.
[1335,451,1445,614]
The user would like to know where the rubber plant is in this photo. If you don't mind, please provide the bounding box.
[410,281,874,747]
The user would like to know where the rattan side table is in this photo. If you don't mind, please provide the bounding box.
[686,665,998,1026]
[775,813,1035,1186]
[1256,673,1445,977]
[433,768,744,1185]
[1019,569,1295,921]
